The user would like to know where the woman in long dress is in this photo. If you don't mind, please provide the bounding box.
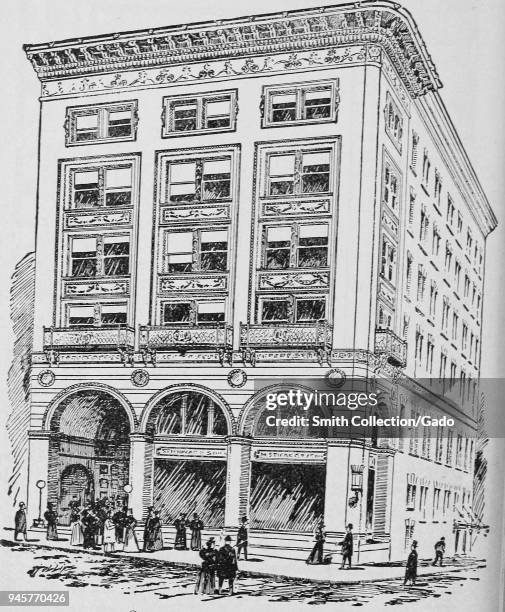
[103,512,116,555]
[152,510,164,551]
[69,507,84,546]
[195,538,218,595]
[123,509,140,552]
[43,503,59,541]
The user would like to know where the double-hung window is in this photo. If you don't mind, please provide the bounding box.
[163,229,228,273]
[162,90,237,135]
[72,165,133,209]
[66,101,137,145]
[161,300,225,326]
[167,157,231,202]
[260,295,326,324]
[67,303,127,327]
[69,235,130,278]
[382,161,400,213]
[263,81,338,126]
[263,224,328,269]
[266,150,331,196]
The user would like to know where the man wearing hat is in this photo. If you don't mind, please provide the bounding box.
[236,516,249,561]
[404,540,418,586]
[14,502,27,542]
[217,535,238,595]
[432,536,446,566]
[339,523,354,569]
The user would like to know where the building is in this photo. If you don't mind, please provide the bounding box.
[22,1,496,562]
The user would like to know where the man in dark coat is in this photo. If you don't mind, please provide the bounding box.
[217,535,238,595]
[14,502,27,541]
[404,540,418,586]
[306,519,325,564]
[190,513,204,551]
[236,516,248,561]
[43,503,58,540]
[174,513,188,550]
[340,523,354,569]
[432,536,446,566]
[112,502,126,544]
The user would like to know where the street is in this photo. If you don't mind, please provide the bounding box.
[0,539,488,611]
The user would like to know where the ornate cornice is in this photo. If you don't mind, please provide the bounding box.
[24,2,441,99]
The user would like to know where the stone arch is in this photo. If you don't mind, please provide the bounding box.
[42,382,138,433]
[139,383,236,435]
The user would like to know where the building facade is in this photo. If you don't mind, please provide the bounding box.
[23,1,496,562]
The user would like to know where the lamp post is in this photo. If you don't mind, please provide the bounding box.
[32,479,46,527]
[123,483,133,509]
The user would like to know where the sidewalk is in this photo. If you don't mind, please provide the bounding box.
[2,528,484,585]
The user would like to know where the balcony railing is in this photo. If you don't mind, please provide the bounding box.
[139,325,233,351]
[240,321,333,350]
[43,326,135,351]
[374,328,407,368]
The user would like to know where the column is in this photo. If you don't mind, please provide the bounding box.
[224,436,252,528]
[128,433,150,519]
[27,431,51,525]
[324,441,349,537]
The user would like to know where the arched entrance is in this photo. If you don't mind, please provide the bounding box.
[146,390,230,527]
[48,389,132,524]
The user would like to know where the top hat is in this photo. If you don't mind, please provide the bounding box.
[412,540,418,547]
[347,523,353,529]
[440,536,445,540]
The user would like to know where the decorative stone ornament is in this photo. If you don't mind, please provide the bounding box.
[38,370,55,387]
[131,369,150,387]
[227,368,247,388]
[325,368,346,388]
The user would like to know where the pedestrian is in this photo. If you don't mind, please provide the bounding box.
[432,536,446,566]
[174,513,188,550]
[14,502,27,542]
[102,511,116,555]
[404,540,418,586]
[339,523,354,569]
[70,505,84,546]
[123,508,140,552]
[81,510,97,549]
[306,519,325,564]
[190,512,204,551]
[195,537,218,595]
[152,510,164,551]
[236,516,249,561]
[43,503,59,540]
[143,506,154,552]
[217,535,238,595]
[112,502,126,545]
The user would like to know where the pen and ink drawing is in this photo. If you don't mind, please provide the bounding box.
[3,1,498,609]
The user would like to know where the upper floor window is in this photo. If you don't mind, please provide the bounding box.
[71,165,133,209]
[384,92,403,151]
[380,236,397,284]
[263,223,328,269]
[162,90,237,136]
[259,295,326,324]
[434,171,442,207]
[422,149,431,188]
[162,299,225,326]
[266,150,331,196]
[69,235,130,278]
[167,157,231,202]
[65,101,138,146]
[382,160,401,213]
[262,80,338,127]
[410,132,419,172]
[67,302,127,327]
[446,194,455,227]
[162,229,228,273]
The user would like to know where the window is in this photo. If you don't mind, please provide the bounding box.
[384,92,403,151]
[259,295,326,324]
[408,188,416,226]
[162,300,225,326]
[419,485,428,520]
[69,235,130,278]
[462,322,468,352]
[378,304,393,330]
[380,236,397,284]
[429,281,438,317]
[71,165,133,209]
[419,206,429,243]
[262,80,338,126]
[446,194,455,227]
[66,101,137,145]
[441,297,450,333]
[410,132,419,171]
[454,260,462,292]
[434,171,442,207]
[162,90,237,135]
[406,482,417,510]
[435,426,444,462]
[415,326,424,365]
[439,350,447,381]
[163,229,228,273]
[446,430,454,465]
[451,311,459,341]
[382,161,400,213]
[426,335,434,373]
[457,212,463,235]
[416,265,426,302]
[422,149,431,188]
[67,303,127,327]
[406,252,413,295]
[444,242,453,273]
[466,230,473,257]
[464,274,471,299]
[263,224,329,269]
[433,487,441,520]
[431,224,441,257]
[266,150,331,196]
[167,157,232,202]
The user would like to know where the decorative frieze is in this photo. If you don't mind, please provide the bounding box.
[65,210,132,229]
[262,199,330,218]
[161,204,230,223]
[258,270,329,290]
[64,279,129,296]
[158,274,227,293]
[25,6,441,98]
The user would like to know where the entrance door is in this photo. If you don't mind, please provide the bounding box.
[59,464,94,525]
